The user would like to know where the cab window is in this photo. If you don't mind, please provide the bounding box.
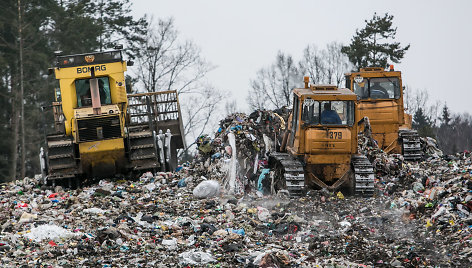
[75,77,111,107]
[369,77,400,99]
[345,77,351,89]
[353,78,368,99]
[302,100,354,126]
[302,98,319,124]
[289,96,300,145]
[353,77,400,100]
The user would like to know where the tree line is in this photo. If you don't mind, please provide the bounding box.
[407,89,472,155]
[0,0,221,181]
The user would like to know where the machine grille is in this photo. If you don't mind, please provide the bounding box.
[77,115,121,142]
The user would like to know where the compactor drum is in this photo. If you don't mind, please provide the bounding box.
[40,49,185,186]
[270,79,374,197]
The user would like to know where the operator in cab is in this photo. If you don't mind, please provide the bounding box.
[80,79,108,106]
[321,102,341,124]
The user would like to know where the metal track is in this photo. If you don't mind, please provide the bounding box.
[269,152,305,197]
[128,126,160,172]
[399,129,422,161]
[46,134,79,181]
[351,155,375,197]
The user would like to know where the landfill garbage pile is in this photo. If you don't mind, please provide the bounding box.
[1,157,471,267]
[357,122,408,194]
[194,109,289,195]
[1,110,471,267]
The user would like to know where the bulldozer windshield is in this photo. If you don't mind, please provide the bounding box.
[75,77,112,107]
[302,100,354,126]
[354,77,400,100]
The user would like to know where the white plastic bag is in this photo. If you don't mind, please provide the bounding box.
[179,250,216,265]
[193,180,220,198]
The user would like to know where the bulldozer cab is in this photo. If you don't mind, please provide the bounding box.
[285,83,360,185]
[346,67,402,101]
[51,49,185,151]
[53,50,130,138]
[344,66,413,154]
[286,84,359,160]
[75,77,111,107]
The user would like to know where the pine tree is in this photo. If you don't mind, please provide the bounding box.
[50,0,147,55]
[341,13,410,70]
[413,107,435,137]
[441,104,451,127]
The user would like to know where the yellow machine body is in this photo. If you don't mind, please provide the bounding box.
[285,84,359,186]
[44,50,186,182]
[55,61,128,136]
[345,67,412,153]
[52,51,129,176]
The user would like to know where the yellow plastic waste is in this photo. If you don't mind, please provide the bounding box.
[426,219,432,228]
[247,208,257,214]
[337,191,345,199]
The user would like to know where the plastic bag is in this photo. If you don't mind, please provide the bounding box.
[179,250,216,265]
[193,180,220,198]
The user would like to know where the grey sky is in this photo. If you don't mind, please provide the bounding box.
[132,0,472,115]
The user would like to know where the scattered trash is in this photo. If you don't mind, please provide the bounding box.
[83,207,106,214]
[162,238,178,249]
[257,206,271,222]
[1,110,470,267]
[179,250,216,265]
[23,224,79,242]
[18,212,37,223]
[177,178,187,187]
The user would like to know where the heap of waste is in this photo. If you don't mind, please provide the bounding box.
[194,109,289,196]
[0,111,471,267]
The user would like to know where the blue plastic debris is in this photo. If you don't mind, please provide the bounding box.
[177,178,187,188]
[257,169,271,192]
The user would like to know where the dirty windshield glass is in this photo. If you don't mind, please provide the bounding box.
[353,78,368,98]
[75,77,111,107]
[354,77,400,100]
[302,100,354,126]
[369,77,400,99]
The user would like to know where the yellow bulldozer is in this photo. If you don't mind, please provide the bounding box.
[344,66,422,160]
[270,77,374,197]
[39,48,185,187]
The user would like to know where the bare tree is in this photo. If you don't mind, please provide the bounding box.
[134,18,214,94]
[299,42,352,87]
[248,44,351,111]
[405,87,440,125]
[247,51,301,110]
[183,86,224,140]
[299,44,325,84]
[324,42,352,86]
[133,17,223,143]
[225,99,237,115]
[17,0,25,179]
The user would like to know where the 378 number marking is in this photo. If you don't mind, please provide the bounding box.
[329,131,342,139]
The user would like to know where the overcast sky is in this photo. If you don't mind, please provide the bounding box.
[131,0,472,115]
